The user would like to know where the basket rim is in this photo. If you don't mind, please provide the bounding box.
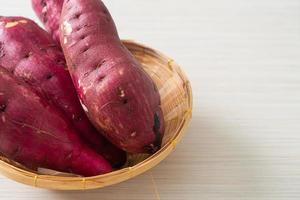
[0,40,193,190]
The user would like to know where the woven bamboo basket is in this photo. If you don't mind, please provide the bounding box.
[0,40,193,190]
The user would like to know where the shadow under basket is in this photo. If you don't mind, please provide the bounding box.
[0,40,193,190]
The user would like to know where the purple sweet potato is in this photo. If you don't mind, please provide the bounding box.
[0,66,112,176]
[31,0,64,43]
[60,0,165,153]
[0,16,126,167]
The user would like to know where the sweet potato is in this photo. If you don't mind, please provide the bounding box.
[60,0,165,153]
[31,0,64,43]
[0,66,112,176]
[0,16,126,167]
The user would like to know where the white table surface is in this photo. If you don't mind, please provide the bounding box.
[1,0,300,199]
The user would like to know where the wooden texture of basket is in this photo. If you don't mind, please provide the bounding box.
[0,41,193,190]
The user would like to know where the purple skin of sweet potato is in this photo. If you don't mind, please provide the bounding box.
[60,0,165,154]
[31,0,63,43]
[0,16,126,168]
[0,67,112,176]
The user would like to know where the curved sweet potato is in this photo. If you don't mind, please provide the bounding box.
[31,0,64,43]
[0,16,126,167]
[0,67,112,176]
[60,0,165,153]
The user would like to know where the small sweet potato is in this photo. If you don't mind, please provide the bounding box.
[60,0,165,153]
[0,16,126,167]
[0,66,112,176]
[31,0,64,43]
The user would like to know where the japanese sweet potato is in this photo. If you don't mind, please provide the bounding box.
[31,0,64,43]
[60,0,165,153]
[0,66,112,176]
[0,16,126,167]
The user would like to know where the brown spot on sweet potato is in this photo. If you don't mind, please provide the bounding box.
[74,13,81,19]
[40,0,47,7]
[122,99,128,104]
[144,113,162,154]
[42,14,48,23]
[46,73,54,80]
[24,52,32,59]
[46,44,57,48]
[105,16,110,23]
[82,47,89,53]
[96,75,106,83]
[76,26,81,31]
[0,104,6,112]
[75,24,93,33]
[23,79,30,84]
[97,59,107,68]
[144,143,159,154]
[72,114,82,121]
[40,0,48,23]
[66,0,72,11]
[55,58,65,65]
[130,132,137,137]
[82,69,93,78]
[102,9,108,15]
[0,42,5,58]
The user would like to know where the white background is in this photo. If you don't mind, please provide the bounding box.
[1,0,300,199]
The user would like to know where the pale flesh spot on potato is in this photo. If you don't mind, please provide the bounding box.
[120,90,125,98]
[0,92,4,96]
[5,21,19,28]
[82,81,94,95]
[82,103,88,112]
[131,132,137,137]
[4,20,27,28]
[19,20,28,24]
[63,37,68,44]
[79,99,88,113]
[42,6,47,14]
[63,21,73,35]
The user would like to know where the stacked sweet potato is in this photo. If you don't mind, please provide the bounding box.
[0,0,164,176]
